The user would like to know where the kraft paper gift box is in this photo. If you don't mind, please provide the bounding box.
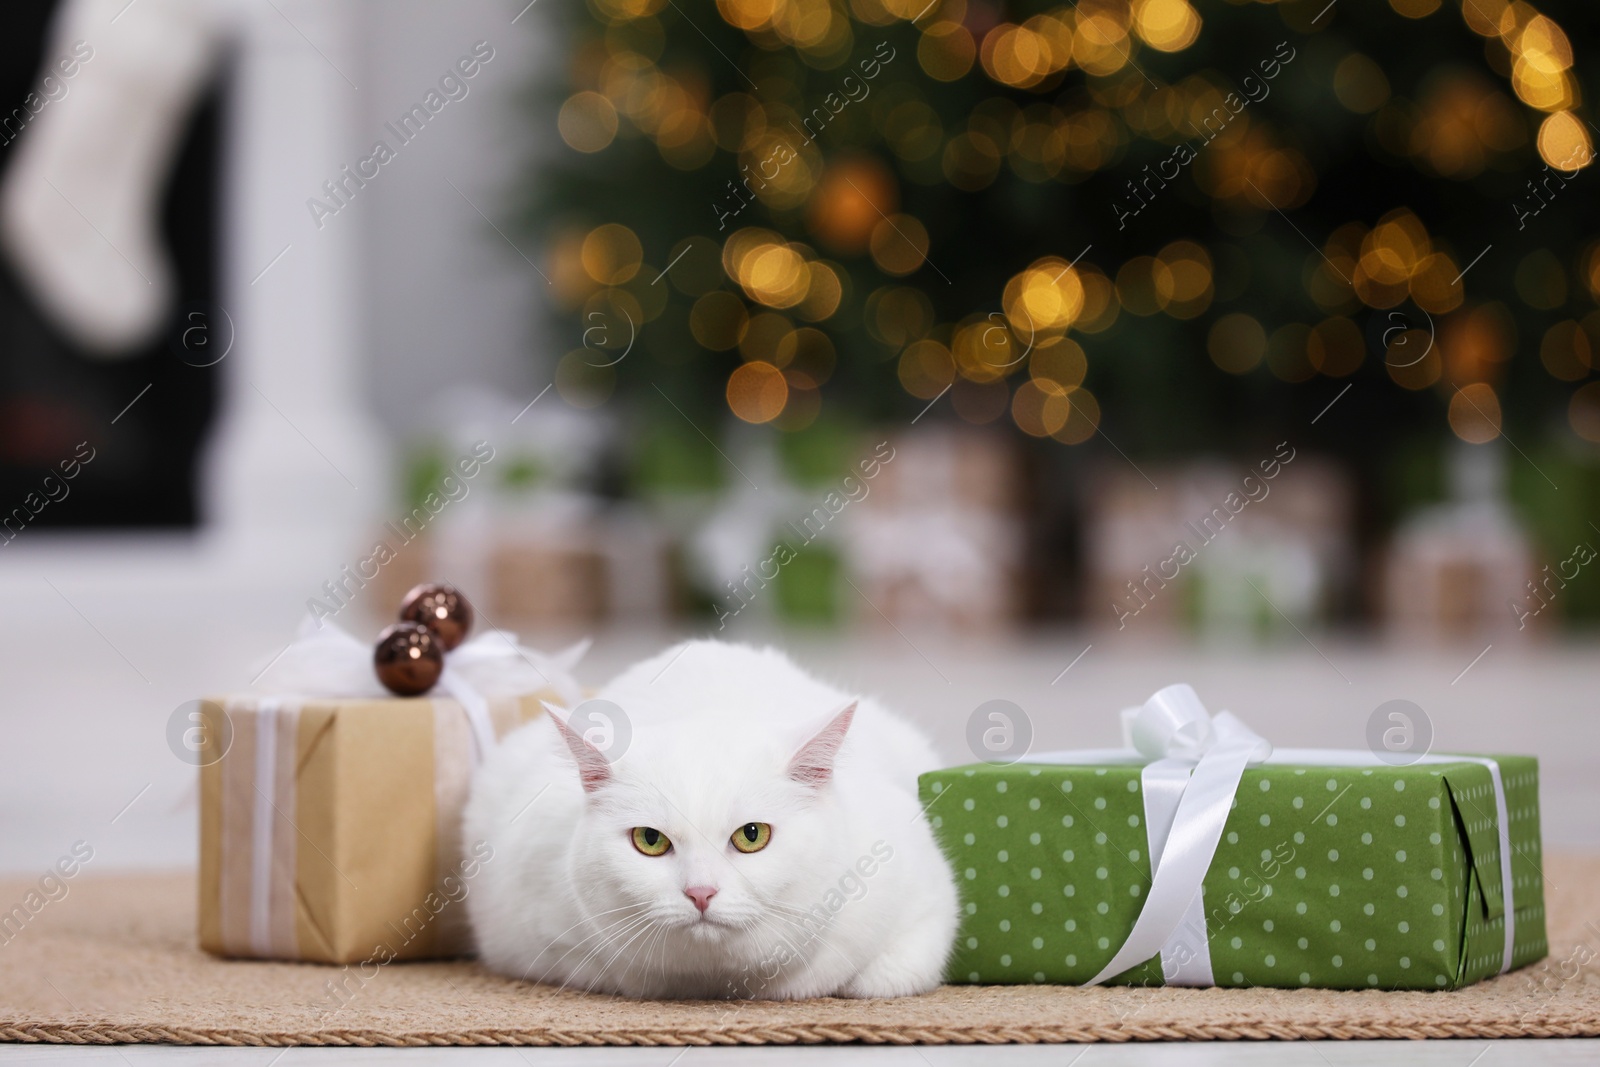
[198,624,584,964]
[919,685,1547,991]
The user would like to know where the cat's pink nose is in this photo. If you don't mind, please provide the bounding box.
[684,885,718,913]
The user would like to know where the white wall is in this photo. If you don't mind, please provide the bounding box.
[355,0,557,435]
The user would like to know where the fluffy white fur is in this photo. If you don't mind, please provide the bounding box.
[463,640,959,999]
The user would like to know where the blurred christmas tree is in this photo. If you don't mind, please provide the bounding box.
[519,0,1599,493]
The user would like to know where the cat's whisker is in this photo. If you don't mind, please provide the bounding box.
[747,885,838,916]
[728,888,855,980]
[751,898,850,952]
[637,921,671,984]
[760,899,827,920]
[652,926,673,976]
[541,910,653,976]
[652,926,679,984]
[550,927,649,998]
[523,900,649,969]
[759,911,821,946]
[524,904,652,982]
[589,917,661,991]
[758,909,862,974]
[741,912,808,959]
[538,901,651,953]
[552,913,659,993]
[727,920,818,999]
[592,918,674,994]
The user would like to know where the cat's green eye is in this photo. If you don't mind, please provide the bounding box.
[731,822,772,853]
[631,827,672,856]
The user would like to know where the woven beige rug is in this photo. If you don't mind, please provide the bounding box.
[3,856,1598,1047]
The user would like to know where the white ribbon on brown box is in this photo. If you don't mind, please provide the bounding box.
[255,617,588,761]
[1029,684,1514,987]
[224,619,587,959]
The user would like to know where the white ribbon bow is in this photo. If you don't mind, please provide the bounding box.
[251,617,588,762]
[1089,684,1271,985]
[1034,684,1515,987]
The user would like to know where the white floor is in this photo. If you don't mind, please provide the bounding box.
[3,572,1597,1063]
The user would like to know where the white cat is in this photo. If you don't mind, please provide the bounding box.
[463,639,959,999]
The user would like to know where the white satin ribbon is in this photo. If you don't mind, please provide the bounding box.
[248,696,282,959]
[437,666,496,765]
[1031,684,1516,987]
[251,617,588,761]
[1139,758,1214,985]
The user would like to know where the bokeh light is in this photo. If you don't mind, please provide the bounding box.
[1133,0,1201,53]
[553,0,1600,450]
[726,360,789,423]
[796,262,845,320]
[1333,54,1389,114]
[869,215,930,276]
[1440,303,1514,388]
[1540,321,1591,381]
[867,286,935,346]
[1570,382,1600,442]
[918,21,976,81]
[690,291,749,350]
[898,339,956,398]
[1050,386,1100,444]
[1385,328,1441,390]
[558,91,620,152]
[1011,378,1073,437]
[1004,259,1086,334]
[1537,111,1593,171]
[1447,383,1502,443]
[1154,241,1213,319]
[581,224,643,285]
[1030,337,1088,390]
[807,157,897,254]
[774,327,837,384]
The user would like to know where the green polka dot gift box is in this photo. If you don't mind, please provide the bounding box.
[918,685,1547,991]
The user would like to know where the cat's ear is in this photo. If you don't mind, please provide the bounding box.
[788,701,856,787]
[542,701,611,793]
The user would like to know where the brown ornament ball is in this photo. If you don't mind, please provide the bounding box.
[398,582,474,650]
[374,622,444,697]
